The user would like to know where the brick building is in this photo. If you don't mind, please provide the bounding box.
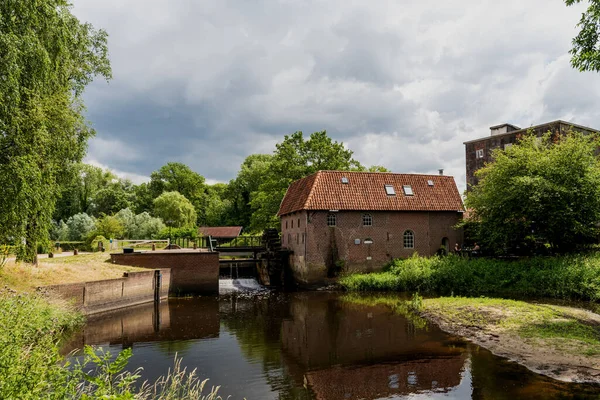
[277,171,464,285]
[464,120,599,189]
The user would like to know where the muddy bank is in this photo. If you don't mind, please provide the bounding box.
[419,298,600,384]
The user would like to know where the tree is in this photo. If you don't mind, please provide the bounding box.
[250,131,363,231]
[0,2,111,262]
[94,215,124,239]
[66,213,96,242]
[89,183,134,217]
[50,220,70,242]
[204,184,234,226]
[153,192,197,228]
[115,208,165,239]
[149,163,208,224]
[565,0,600,72]
[227,154,273,228]
[465,131,600,253]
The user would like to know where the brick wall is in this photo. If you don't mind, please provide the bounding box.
[110,250,219,295]
[464,121,596,189]
[282,210,462,285]
[45,269,170,315]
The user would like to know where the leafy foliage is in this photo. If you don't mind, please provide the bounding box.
[153,191,197,228]
[565,0,600,72]
[250,131,363,230]
[94,215,124,239]
[0,1,111,262]
[341,254,600,301]
[66,213,96,242]
[465,131,600,253]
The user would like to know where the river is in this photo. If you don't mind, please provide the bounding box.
[64,291,600,399]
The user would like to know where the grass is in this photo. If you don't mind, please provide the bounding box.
[0,252,148,292]
[340,253,600,302]
[0,289,232,399]
[343,293,600,359]
[423,297,600,357]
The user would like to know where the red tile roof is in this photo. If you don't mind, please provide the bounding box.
[277,171,464,216]
[198,226,243,238]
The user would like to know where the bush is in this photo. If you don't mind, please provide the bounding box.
[340,254,600,302]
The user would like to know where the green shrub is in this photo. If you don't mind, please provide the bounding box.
[340,254,600,302]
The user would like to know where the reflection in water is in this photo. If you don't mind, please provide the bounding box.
[66,292,600,399]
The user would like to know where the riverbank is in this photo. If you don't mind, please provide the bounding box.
[0,288,229,399]
[340,253,600,302]
[344,294,600,383]
[0,252,147,292]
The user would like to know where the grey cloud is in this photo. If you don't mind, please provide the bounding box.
[73,0,600,189]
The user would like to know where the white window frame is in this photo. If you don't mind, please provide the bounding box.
[362,213,373,227]
[403,230,414,249]
[403,185,414,196]
[384,185,396,195]
[476,149,484,159]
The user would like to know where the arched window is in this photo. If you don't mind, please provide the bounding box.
[362,213,373,227]
[327,213,336,227]
[403,230,414,249]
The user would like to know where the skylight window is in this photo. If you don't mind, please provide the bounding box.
[403,185,414,196]
[341,177,349,184]
[384,185,395,195]
[427,180,434,186]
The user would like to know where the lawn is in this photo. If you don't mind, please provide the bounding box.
[0,252,148,292]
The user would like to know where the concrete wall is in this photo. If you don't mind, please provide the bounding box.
[110,250,219,295]
[282,210,462,285]
[46,269,170,315]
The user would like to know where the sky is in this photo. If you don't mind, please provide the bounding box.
[72,0,600,192]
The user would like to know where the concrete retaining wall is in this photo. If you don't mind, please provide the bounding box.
[45,269,170,315]
[110,250,219,295]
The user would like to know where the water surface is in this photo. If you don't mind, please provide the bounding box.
[65,292,600,399]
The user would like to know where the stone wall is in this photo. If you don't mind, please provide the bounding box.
[282,210,462,285]
[110,250,219,295]
[45,269,170,315]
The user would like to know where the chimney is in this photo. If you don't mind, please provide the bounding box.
[438,169,444,176]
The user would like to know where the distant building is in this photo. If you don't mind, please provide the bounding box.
[198,226,242,239]
[464,120,599,189]
[277,171,464,285]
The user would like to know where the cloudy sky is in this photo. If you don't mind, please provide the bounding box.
[72,0,600,192]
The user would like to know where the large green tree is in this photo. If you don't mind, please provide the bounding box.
[0,1,111,261]
[153,191,197,228]
[565,0,600,72]
[149,162,207,224]
[465,131,600,253]
[250,131,363,231]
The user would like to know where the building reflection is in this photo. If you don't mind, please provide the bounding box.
[280,293,467,399]
[62,297,220,354]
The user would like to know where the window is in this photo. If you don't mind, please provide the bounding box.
[296,233,299,244]
[403,185,413,196]
[384,185,396,195]
[291,220,294,229]
[298,218,300,227]
[476,149,484,158]
[302,233,305,244]
[427,180,434,186]
[504,143,513,150]
[403,230,414,249]
[362,213,373,226]
[288,234,291,244]
[286,221,288,229]
[327,213,336,227]
[341,177,349,184]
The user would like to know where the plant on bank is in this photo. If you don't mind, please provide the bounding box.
[340,253,600,302]
[465,131,600,255]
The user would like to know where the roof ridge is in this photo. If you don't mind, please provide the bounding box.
[315,170,456,178]
[303,171,322,210]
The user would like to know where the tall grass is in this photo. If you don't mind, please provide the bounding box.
[0,289,232,399]
[340,253,600,301]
